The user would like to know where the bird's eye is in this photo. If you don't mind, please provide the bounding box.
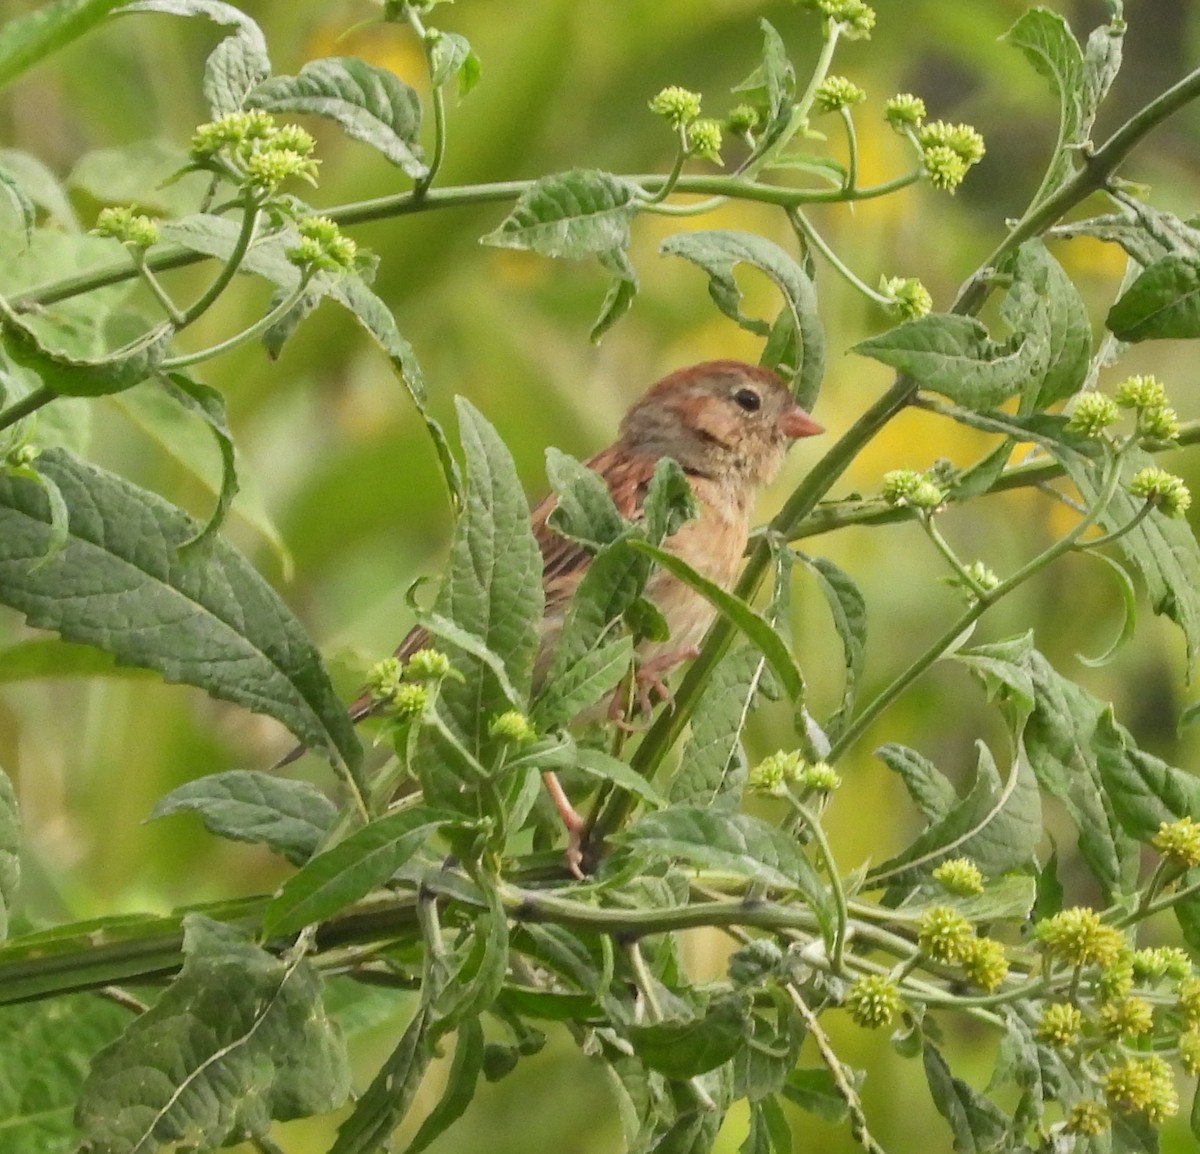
[733,387,761,413]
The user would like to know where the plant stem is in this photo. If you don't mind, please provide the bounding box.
[0,384,55,433]
[790,796,848,973]
[176,196,261,327]
[405,3,446,195]
[789,207,892,304]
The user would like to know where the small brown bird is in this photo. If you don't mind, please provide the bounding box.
[341,360,823,870]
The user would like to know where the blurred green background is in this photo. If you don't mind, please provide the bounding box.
[2,0,1200,1150]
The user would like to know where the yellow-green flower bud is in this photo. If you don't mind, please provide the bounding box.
[244,148,320,193]
[959,936,1009,992]
[1036,1002,1082,1048]
[92,206,159,249]
[1178,977,1200,1028]
[1131,946,1192,983]
[687,118,724,164]
[649,85,702,129]
[1096,951,1134,1002]
[8,443,38,468]
[1035,907,1125,968]
[1104,1055,1178,1124]
[918,121,986,165]
[1098,996,1154,1039]
[1152,816,1200,867]
[190,109,276,159]
[881,469,945,510]
[797,760,841,792]
[1064,1100,1109,1137]
[810,0,876,37]
[748,750,802,796]
[1065,392,1120,437]
[405,649,452,681]
[489,710,537,745]
[814,76,867,114]
[917,906,974,964]
[269,123,316,157]
[1114,374,1168,412]
[288,215,358,273]
[884,93,925,130]
[365,657,405,705]
[726,103,760,137]
[1180,1029,1200,1076]
[922,144,969,192]
[879,275,932,321]
[391,682,430,720]
[1129,467,1191,518]
[1139,404,1181,441]
[845,974,901,1027]
[931,857,984,896]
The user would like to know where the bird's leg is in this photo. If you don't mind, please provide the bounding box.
[541,770,586,879]
[631,645,700,715]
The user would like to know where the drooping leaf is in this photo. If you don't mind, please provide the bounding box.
[481,169,641,259]
[573,746,665,808]
[923,1042,1011,1153]
[430,399,544,753]
[0,148,78,230]
[430,887,509,1030]
[401,1017,485,1154]
[731,19,796,154]
[429,31,481,98]
[149,770,336,867]
[249,57,426,178]
[0,449,362,779]
[876,743,958,823]
[123,0,270,117]
[671,646,773,810]
[263,806,452,937]
[628,996,751,1079]
[0,0,127,91]
[800,553,866,742]
[0,994,129,1153]
[0,297,171,397]
[781,1067,849,1122]
[660,230,824,408]
[1107,254,1200,341]
[0,161,34,245]
[76,915,350,1152]
[591,248,639,343]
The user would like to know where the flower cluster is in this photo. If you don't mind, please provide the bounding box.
[91,206,159,250]
[488,710,538,745]
[1128,467,1191,518]
[1035,907,1126,968]
[845,974,901,1027]
[1103,1055,1178,1124]
[190,110,319,195]
[648,86,723,164]
[1115,373,1181,441]
[748,751,840,796]
[880,469,946,511]
[287,216,359,275]
[1065,392,1120,438]
[1152,816,1200,867]
[917,121,985,193]
[797,0,876,38]
[813,76,866,114]
[884,93,925,130]
[1037,1002,1083,1048]
[879,275,932,320]
[364,648,455,719]
[931,857,983,896]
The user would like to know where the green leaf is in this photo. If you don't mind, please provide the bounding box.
[4,461,70,568]
[532,635,633,730]
[1001,8,1085,205]
[1067,449,1200,673]
[480,169,640,259]
[923,1042,1011,1153]
[0,448,362,779]
[870,742,1041,886]
[628,995,750,1079]
[248,57,426,178]
[0,298,171,397]
[660,230,824,409]
[0,994,129,1153]
[544,446,627,548]
[1096,709,1200,842]
[590,250,639,343]
[0,767,16,942]
[627,539,804,700]
[76,915,350,1152]
[800,554,866,742]
[573,746,665,808]
[854,313,1034,411]
[732,19,796,154]
[329,1008,433,1154]
[672,646,774,810]
[781,1068,848,1122]
[1019,650,1140,898]
[124,1,270,117]
[1107,255,1200,341]
[429,31,481,98]
[732,999,804,1102]
[0,0,127,91]
[0,149,78,230]
[402,1018,484,1154]
[264,806,451,937]
[876,743,958,823]
[431,399,544,752]
[432,888,509,1029]
[149,770,336,867]
[0,162,34,245]
[620,808,830,910]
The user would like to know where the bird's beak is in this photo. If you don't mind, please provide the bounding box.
[780,403,824,439]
